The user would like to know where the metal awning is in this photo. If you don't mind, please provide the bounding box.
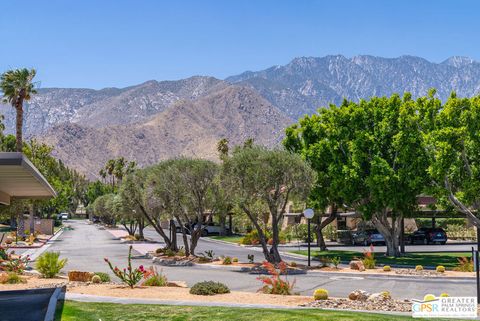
[0,152,56,205]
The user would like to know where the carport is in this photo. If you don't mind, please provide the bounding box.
[0,152,56,205]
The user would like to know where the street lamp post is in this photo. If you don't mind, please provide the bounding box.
[303,208,314,267]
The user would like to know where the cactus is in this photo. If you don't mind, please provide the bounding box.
[436,265,446,273]
[313,288,329,300]
[383,265,391,272]
[423,294,436,302]
[440,293,449,297]
[91,275,102,284]
[415,265,423,271]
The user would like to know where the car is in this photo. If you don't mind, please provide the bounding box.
[407,227,447,245]
[193,223,229,236]
[352,229,385,246]
[59,213,69,220]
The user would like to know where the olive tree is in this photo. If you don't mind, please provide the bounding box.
[222,146,315,263]
[119,168,175,249]
[92,193,116,225]
[146,159,221,256]
[111,194,146,239]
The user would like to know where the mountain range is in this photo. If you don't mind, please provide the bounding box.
[1,54,480,178]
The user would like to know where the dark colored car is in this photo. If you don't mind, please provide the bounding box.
[352,229,385,246]
[407,227,447,245]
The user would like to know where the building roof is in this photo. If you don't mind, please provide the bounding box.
[0,152,56,205]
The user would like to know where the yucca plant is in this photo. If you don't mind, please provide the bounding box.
[35,251,67,278]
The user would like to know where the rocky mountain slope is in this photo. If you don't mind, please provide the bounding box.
[38,85,291,177]
[2,54,480,177]
[0,76,225,136]
[227,55,480,118]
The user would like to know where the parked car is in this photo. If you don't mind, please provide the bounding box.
[56,213,69,220]
[407,227,447,245]
[351,229,385,246]
[194,223,229,236]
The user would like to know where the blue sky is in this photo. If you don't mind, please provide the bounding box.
[0,0,478,89]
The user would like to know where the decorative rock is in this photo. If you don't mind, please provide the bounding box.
[68,271,94,282]
[349,260,365,271]
[152,257,194,266]
[348,289,370,301]
[367,292,389,301]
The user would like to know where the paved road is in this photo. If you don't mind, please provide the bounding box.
[43,221,477,299]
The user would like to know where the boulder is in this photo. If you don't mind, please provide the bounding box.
[349,260,365,271]
[68,271,94,282]
[348,289,370,301]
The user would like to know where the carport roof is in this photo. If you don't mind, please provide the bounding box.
[0,152,56,205]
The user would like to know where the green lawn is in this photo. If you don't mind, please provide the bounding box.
[289,250,471,269]
[57,301,420,321]
[209,235,244,244]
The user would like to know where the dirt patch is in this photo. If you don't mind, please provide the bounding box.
[68,284,312,306]
[0,274,67,290]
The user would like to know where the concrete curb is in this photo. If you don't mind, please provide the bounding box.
[23,228,65,261]
[65,292,414,317]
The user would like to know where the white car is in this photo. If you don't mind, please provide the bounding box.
[60,213,69,220]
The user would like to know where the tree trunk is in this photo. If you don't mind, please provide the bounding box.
[372,210,402,257]
[219,215,226,236]
[315,204,338,251]
[15,100,23,152]
[137,217,145,240]
[268,213,282,263]
[138,205,173,249]
[17,212,25,238]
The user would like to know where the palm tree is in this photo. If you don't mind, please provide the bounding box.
[0,68,37,152]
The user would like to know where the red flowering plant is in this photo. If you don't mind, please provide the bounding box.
[104,245,145,288]
[0,246,30,274]
[361,244,376,269]
[257,261,295,295]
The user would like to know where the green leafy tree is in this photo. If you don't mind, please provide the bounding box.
[222,146,315,263]
[119,168,175,249]
[0,68,37,152]
[425,91,480,229]
[146,159,221,256]
[287,94,429,257]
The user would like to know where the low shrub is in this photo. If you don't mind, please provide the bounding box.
[143,274,167,286]
[361,247,376,269]
[190,281,230,295]
[331,257,341,269]
[453,257,474,272]
[164,249,176,257]
[319,256,331,267]
[381,291,391,299]
[257,261,295,295]
[155,248,163,254]
[142,266,167,287]
[289,261,297,268]
[247,254,254,264]
[424,294,436,301]
[91,275,102,284]
[383,265,391,272]
[36,251,68,278]
[176,247,186,257]
[436,265,446,273]
[313,288,328,300]
[415,265,423,271]
[440,293,449,297]
[94,272,111,283]
[232,257,238,263]
[223,256,232,265]
[0,273,25,284]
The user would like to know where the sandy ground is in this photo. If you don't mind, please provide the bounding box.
[0,274,66,291]
[0,274,312,307]
[68,284,313,306]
